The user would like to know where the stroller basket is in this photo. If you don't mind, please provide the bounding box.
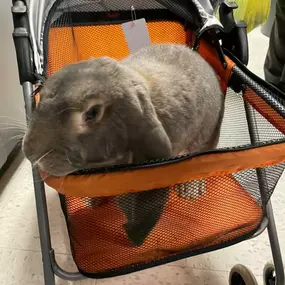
[12,0,285,281]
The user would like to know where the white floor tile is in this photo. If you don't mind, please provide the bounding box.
[0,248,44,285]
[186,250,228,272]
[124,266,228,285]
[97,276,125,285]
[0,158,72,254]
[0,153,25,211]
[0,172,41,251]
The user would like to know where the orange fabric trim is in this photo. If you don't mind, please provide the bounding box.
[44,142,285,197]
[198,40,235,94]
[35,93,40,105]
[244,88,285,135]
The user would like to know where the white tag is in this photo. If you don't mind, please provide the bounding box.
[122,18,150,54]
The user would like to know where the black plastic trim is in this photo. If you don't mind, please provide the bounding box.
[71,139,285,176]
[51,9,184,27]
[232,65,285,119]
[224,49,285,100]
[219,1,249,65]
[12,0,36,84]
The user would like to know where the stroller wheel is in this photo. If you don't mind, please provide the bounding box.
[229,264,258,285]
[263,262,275,285]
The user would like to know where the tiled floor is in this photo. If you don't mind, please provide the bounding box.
[0,27,285,285]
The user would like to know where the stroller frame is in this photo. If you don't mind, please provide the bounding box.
[12,0,285,284]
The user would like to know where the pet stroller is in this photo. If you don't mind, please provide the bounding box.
[11,0,285,284]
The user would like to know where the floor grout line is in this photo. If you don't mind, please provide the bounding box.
[0,158,29,213]
[0,187,18,213]
[0,246,72,256]
[0,246,41,253]
[180,266,229,273]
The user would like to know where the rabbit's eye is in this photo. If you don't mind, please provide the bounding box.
[85,105,101,122]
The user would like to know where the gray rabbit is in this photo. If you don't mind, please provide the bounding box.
[23,44,224,245]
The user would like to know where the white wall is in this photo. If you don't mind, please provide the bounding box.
[0,0,25,167]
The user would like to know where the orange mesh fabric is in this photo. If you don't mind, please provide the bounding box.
[198,40,234,94]
[244,88,285,135]
[63,173,262,273]
[47,21,232,93]
[48,21,189,76]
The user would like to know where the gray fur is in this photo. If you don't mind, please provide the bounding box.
[23,44,224,175]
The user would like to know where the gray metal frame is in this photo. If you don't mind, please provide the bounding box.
[244,101,285,285]
[21,81,285,285]
[24,83,86,284]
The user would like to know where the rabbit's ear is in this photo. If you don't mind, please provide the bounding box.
[128,85,172,161]
[98,56,118,66]
[132,118,172,161]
